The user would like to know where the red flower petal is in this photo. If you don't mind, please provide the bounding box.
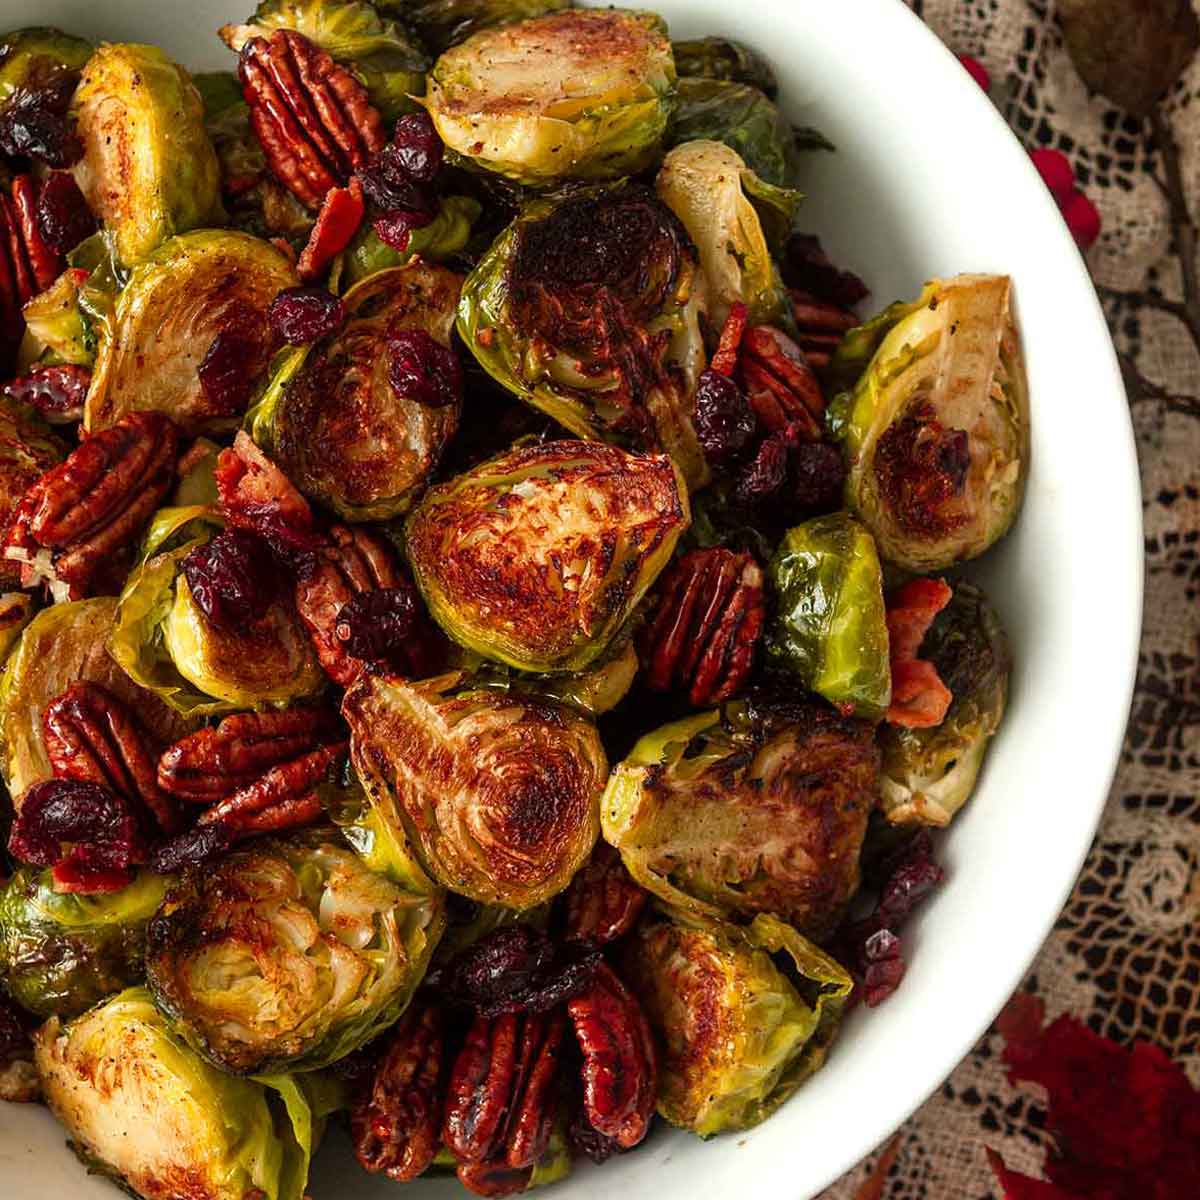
[987,1149,1085,1200]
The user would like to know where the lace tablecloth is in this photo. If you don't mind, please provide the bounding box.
[822,1,1200,1195]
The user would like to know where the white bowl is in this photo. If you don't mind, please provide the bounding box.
[0,1,1142,1198]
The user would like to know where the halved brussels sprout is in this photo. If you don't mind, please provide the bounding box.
[0,396,63,584]
[341,195,482,287]
[424,8,675,186]
[109,508,324,717]
[84,230,298,435]
[880,580,1011,826]
[34,987,332,1200]
[17,267,94,369]
[827,274,1030,572]
[0,866,168,1018]
[624,911,852,1136]
[343,671,606,908]
[672,36,778,97]
[458,184,709,487]
[0,597,197,799]
[146,828,444,1074]
[220,0,428,121]
[0,591,33,659]
[603,700,878,940]
[251,262,462,522]
[383,0,569,56]
[406,440,688,673]
[656,139,797,329]
[0,26,91,107]
[764,512,891,720]
[71,43,223,267]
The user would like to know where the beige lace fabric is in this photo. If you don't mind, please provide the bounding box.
[820,1,1200,1195]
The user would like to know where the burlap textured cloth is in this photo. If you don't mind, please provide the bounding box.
[820,1,1199,1195]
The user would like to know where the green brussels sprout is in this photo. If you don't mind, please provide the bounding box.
[668,78,799,188]
[880,580,1011,827]
[624,911,852,1136]
[109,507,324,717]
[602,699,878,940]
[380,0,570,56]
[341,195,482,287]
[71,44,223,267]
[34,987,335,1200]
[84,230,298,435]
[249,262,462,521]
[343,670,606,909]
[16,267,94,369]
[0,591,33,660]
[406,440,688,673]
[764,512,891,720]
[146,827,444,1074]
[220,0,428,121]
[656,139,797,329]
[424,9,675,186]
[0,26,91,108]
[0,396,63,584]
[192,69,243,117]
[457,184,710,487]
[0,866,169,1018]
[0,597,197,799]
[827,274,1030,572]
[672,36,778,97]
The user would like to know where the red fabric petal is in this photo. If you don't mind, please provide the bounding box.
[297,176,364,282]
[987,1149,1084,1200]
[885,577,953,727]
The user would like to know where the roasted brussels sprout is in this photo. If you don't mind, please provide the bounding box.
[147,827,442,1074]
[0,395,63,584]
[84,230,298,435]
[672,36,778,97]
[341,195,481,287]
[424,9,675,186]
[406,440,688,673]
[344,671,606,908]
[880,580,1011,826]
[0,26,91,107]
[624,911,852,1136]
[109,507,324,716]
[71,43,223,266]
[458,184,709,486]
[827,274,1029,572]
[602,700,877,940]
[0,866,168,1018]
[764,512,891,720]
[220,0,428,121]
[0,591,33,659]
[250,262,462,521]
[656,139,797,329]
[383,0,570,56]
[0,597,196,799]
[17,268,94,369]
[34,987,334,1200]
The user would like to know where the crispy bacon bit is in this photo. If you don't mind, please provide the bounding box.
[885,578,953,728]
[297,176,364,282]
[709,301,748,377]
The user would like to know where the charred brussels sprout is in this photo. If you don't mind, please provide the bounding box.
[384,0,570,56]
[0,27,91,107]
[343,671,606,908]
[341,195,481,287]
[764,512,891,720]
[0,591,33,659]
[146,827,444,1074]
[656,139,797,329]
[603,700,877,940]
[425,9,675,186]
[110,507,324,716]
[406,440,688,673]
[0,866,168,1018]
[251,262,462,522]
[220,0,428,121]
[625,912,851,1135]
[827,274,1029,572]
[0,396,63,583]
[71,43,223,267]
[85,231,298,435]
[672,36,778,97]
[34,987,334,1200]
[457,184,709,486]
[880,580,1011,826]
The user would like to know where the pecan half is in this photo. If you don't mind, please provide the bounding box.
[239,30,386,211]
[562,842,647,946]
[0,174,61,361]
[566,963,657,1151]
[456,1161,533,1199]
[3,411,180,601]
[639,548,765,706]
[789,289,859,370]
[352,1002,444,1183]
[43,682,180,834]
[740,325,825,438]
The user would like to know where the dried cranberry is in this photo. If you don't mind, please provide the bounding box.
[860,929,906,1008]
[268,286,345,345]
[693,367,756,463]
[389,112,444,184]
[567,1108,622,1164]
[0,995,32,1060]
[387,328,462,408]
[182,529,281,631]
[782,232,869,309]
[335,585,415,655]
[373,209,435,252]
[35,171,95,254]
[356,148,437,217]
[4,363,89,423]
[874,830,946,928]
[791,441,846,514]
[197,312,266,417]
[150,820,235,874]
[734,428,791,506]
[0,81,81,167]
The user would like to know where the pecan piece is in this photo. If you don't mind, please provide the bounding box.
[352,1002,444,1183]
[2,411,180,601]
[456,1161,533,1198]
[789,289,859,370]
[740,325,825,438]
[639,548,765,706]
[239,30,386,211]
[566,962,657,1151]
[43,683,180,834]
[562,842,647,947]
[0,174,62,361]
